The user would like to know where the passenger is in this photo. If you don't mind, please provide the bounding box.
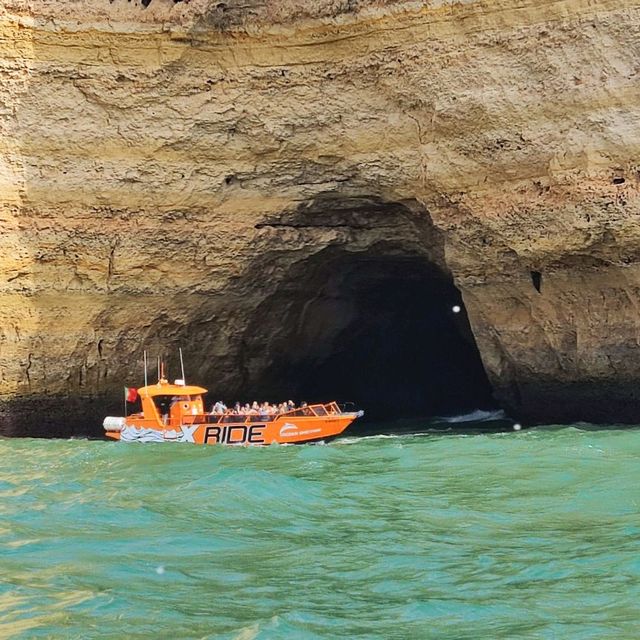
[158,397,171,425]
[287,400,295,409]
[233,402,241,414]
[211,401,226,415]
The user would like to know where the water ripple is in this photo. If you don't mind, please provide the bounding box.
[1,427,640,638]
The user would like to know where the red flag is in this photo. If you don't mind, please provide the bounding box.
[125,387,138,403]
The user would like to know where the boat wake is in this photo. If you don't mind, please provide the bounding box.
[335,408,511,444]
[434,409,507,424]
[336,433,420,445]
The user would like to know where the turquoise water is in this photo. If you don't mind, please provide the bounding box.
[2,426,640,639]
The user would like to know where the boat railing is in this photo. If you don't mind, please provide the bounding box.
[182,402,347,425]
[185,414,218,425]
[283,407,313,417]
[280,403,342,417]
[218,413,277,424]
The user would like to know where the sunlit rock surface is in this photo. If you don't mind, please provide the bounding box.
[2,0,640,434]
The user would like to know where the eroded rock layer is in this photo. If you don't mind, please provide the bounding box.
[2,0,640,434]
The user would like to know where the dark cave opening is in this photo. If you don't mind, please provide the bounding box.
[239,247,496,422]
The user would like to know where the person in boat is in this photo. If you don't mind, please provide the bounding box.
[211,401,226,415]
[248,401,260,416]
[156,397,172,425]
[206,399,308,417]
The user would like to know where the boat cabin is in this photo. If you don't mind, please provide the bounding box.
[135,380,207,428]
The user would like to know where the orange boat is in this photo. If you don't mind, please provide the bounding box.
[103,379,363,445]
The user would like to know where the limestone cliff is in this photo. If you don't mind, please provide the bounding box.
[2,0,640,435]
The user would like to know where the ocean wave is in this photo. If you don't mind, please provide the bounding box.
[434,409,507,424]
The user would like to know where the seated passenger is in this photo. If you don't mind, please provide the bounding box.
[211,401,226,415]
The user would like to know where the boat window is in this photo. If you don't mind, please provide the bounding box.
[153,395,174,415]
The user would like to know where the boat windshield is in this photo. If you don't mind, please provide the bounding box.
[153,395,194,413]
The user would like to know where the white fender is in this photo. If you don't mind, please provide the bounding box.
[103,416,126,432]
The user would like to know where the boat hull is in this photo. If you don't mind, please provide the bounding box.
[105,412,360,445]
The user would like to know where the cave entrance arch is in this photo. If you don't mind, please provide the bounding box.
[238,243,495,422]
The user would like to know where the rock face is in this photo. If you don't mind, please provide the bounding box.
[2,0,640,435]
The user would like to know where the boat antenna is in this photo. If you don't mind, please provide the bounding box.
[157,355,161,383]
[143,350,148,389]
[179,347,186,384]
